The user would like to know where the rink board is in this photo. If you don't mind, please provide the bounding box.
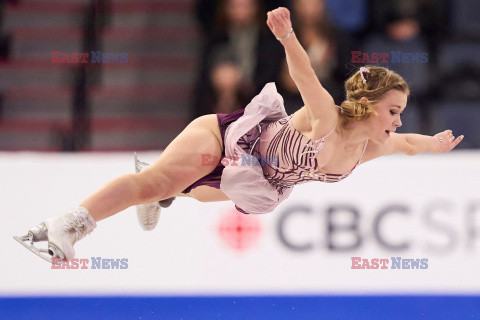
[0,150,479,320]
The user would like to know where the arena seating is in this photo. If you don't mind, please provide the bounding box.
[0,0,197,151]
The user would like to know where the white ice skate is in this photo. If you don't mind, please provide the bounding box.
[13,207,96,263]
[134,152,175,231]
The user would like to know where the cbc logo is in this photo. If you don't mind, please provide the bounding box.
[276,200,480,253]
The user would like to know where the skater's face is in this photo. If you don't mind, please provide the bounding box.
[366,89,407,144]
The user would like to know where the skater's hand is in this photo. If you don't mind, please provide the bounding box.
[434,130,464,153]
[266,7,292,41]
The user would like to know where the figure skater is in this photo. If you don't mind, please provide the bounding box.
[14,7,463,262]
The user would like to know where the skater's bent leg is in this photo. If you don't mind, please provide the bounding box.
[80,173,173,222]
[81,115,225,222]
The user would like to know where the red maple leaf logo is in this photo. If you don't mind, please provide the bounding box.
[217,207,262,251]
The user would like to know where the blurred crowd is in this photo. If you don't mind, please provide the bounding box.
[191,0,480,142]
[0,0,478,150]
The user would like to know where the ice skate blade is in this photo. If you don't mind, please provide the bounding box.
[13,235,53,263]
[134,152,150,174]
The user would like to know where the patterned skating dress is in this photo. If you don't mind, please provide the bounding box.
[184,83,368,214]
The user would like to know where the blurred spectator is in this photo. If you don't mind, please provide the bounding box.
[209,62,243,114]
[447,0,480,40]
[436,40,480,101]
[276,0,343,113]
[364,1,435,95]
[370,0,450,60]
[321,0,370,74]
[195,0,291,35]
[361,1,439,133]
[192,0,284,118]
[325,0,369,35]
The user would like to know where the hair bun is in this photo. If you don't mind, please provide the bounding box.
[339,66,409,123]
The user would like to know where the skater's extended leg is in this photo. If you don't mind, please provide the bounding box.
[81,114,225,221]
[14,115,228,261]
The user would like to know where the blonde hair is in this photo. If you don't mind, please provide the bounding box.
[339,65,410,123]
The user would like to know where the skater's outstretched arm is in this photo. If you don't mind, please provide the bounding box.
[364,130,464,161]
[266,7,336,125]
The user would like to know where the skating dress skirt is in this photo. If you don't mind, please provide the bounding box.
[182,83,293,214]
